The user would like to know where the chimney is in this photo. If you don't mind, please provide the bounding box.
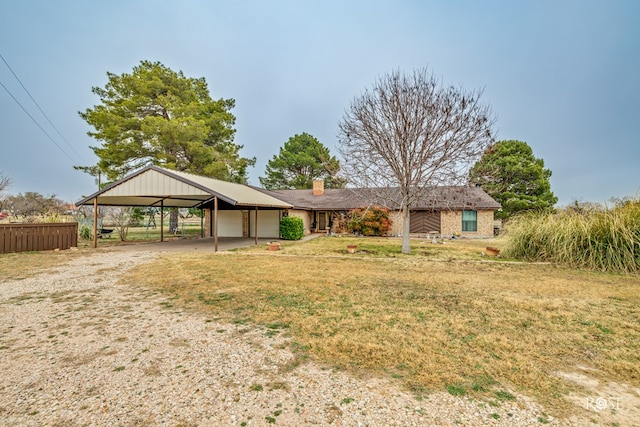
[312,179,325,196]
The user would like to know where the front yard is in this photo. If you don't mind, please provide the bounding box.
[1,235,638,424]
[124,235,640,421]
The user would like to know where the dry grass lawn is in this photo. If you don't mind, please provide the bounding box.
[123,236,640,417]
[0,249,87,280]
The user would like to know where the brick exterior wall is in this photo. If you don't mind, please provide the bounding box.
[204,207,495,238]
[287,209,313,235]
[440,210,494,238]
[389,211,403,236]
[390,209,495,238]
[204,208,212,237]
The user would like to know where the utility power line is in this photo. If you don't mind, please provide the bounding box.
[0,79,79,165]
[0,53,87,165]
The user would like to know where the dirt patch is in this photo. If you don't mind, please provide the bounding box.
[558,367,640,426]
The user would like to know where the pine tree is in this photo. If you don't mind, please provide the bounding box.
[469,140,557,219]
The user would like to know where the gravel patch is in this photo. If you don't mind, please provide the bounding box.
[0,250,583,426]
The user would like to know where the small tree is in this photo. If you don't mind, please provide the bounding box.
[0,172,10,201]
[4,192,62,220]
[0,173,10,213]
[128,207,145,227]
[280,216,304,240]
[338,68,495,253]
[260,133,346,190]
[468,140,557,220]
[348,206,392,236]
[106,207,134,241]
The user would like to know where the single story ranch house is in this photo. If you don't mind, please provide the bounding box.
[261,180,500,238]
[78,165,500,247]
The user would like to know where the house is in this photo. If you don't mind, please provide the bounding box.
[258,180,500,238]
[77,166,500,249]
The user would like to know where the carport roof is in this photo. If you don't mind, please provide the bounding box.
[76,165,293,209]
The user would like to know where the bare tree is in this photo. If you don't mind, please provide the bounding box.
[0,173,10,210]
[105,207,134,241]
[4,192,63,220]
[0,172,9,191]
[338,68,495,253]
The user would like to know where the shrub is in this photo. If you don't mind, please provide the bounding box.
[280,216,304,240]
[348,206,392,236]
[106,207,134,241]
[503,200,640,273]
[79,225,92,240]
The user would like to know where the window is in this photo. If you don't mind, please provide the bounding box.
[462,210,477,232]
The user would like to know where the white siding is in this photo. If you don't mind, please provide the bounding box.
[216,211,243,237]
[250,210,281,238]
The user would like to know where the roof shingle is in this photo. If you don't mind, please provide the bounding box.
[257,186,501,211]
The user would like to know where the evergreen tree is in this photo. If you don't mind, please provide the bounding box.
[78,60,254,183]
[469,140,557,219]
[260,133,345,189]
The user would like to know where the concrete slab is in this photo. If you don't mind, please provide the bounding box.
[106,237,274,253]
[104,233,322,253]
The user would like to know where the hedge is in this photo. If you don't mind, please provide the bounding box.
[280,216,304,240]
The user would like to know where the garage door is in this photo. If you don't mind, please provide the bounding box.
[410,211,441,234]
[250,210,281,238]
[217,211,243,237]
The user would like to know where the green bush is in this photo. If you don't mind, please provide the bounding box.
[348,206,392,236]
[503,200,640,273]
[280,216,304,240]
[79,225,92,240]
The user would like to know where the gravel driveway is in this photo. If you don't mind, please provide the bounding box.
[0,249,576,426]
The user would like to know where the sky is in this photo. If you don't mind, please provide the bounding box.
[1,0,638,207]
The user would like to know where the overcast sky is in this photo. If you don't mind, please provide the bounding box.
[1,0,638,206]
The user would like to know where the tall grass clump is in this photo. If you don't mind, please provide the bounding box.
[503,201,640,273]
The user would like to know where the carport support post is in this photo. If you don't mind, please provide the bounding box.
[254,206,259,245]
[200,208,204,238]
[214,196,218,252]
[160,200,164,242]
[92,197,98,249]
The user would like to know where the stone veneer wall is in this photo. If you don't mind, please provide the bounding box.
[440,210,495,237]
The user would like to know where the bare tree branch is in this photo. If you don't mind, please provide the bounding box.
[0,172,10,195]
[0,173,10,212]
[338,68,495,253]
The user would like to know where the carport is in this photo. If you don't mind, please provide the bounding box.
[76,165,292,251]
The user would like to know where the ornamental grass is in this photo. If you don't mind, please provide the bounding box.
[503,201,640,273]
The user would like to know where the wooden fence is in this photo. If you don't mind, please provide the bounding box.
[0,223,78,253]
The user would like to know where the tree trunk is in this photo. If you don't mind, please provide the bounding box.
[169,209,179,233]
[401,204,411,254]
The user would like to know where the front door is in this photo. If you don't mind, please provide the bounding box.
[317,211,327,231]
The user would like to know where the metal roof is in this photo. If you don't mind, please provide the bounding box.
[76,165,293,209]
